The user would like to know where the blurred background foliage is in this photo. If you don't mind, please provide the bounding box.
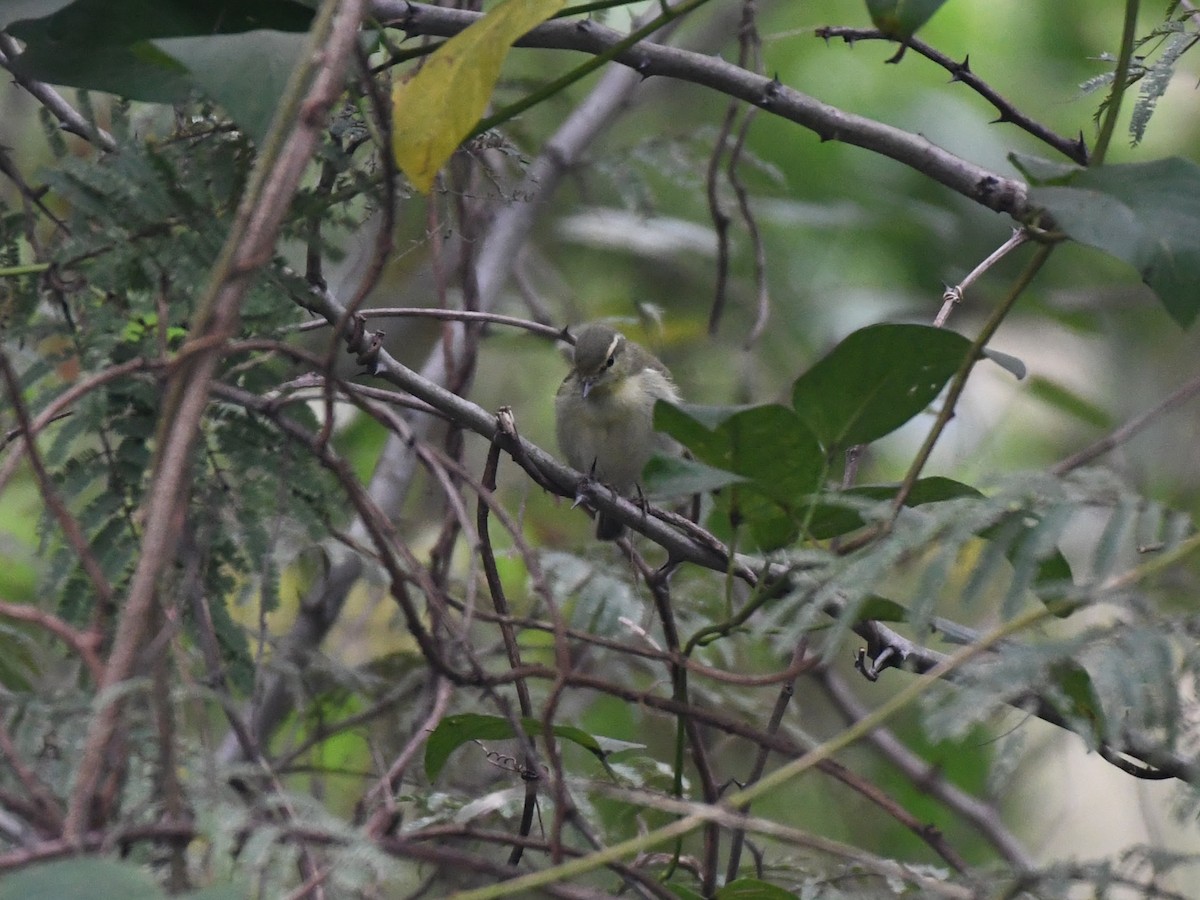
[2,0,1200,896]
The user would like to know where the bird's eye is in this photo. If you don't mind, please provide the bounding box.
[605,355,616,369]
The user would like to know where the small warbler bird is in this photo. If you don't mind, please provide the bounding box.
[555,323,679,539]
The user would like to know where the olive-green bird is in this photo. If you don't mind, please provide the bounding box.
[555,323,679,539]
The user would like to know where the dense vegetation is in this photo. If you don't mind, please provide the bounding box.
[1,1,1200,897]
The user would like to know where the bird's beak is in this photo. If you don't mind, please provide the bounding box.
[580,377,594,399]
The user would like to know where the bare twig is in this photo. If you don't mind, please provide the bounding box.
[1052,370,1200,475]
[364,678,453,837]
[934,229,1030,327]
[294,306,570,341]
[0,34,117,151]
[0,598,103,683]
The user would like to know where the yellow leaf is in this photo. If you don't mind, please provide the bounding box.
[391,0,564,193]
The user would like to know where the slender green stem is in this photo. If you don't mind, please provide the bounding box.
[469,0,714,139]
[1092,0,1140,166]
[683,563,775,656]
[555,0,647,19]
[891,241,1055,516]
[0,263,50,278]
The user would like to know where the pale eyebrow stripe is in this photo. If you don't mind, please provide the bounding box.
[604,335,621,359]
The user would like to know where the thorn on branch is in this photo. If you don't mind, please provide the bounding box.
[885,42,908,64]
[760,75,782,109]
[1074,131,1090,163]
[399,0,419,31]
[950,55,972,81]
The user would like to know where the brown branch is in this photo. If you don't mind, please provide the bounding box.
[294,306,569,341]
[725,640,809,882]
[477,429,539,866]
[364,677,453,837]
[0,598,103,683]
[0,34,117,151]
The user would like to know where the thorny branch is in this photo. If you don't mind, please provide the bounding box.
[375,0,1032,219]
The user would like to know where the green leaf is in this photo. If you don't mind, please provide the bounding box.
[655,403,823,503]
[656,402,824,550]
[1017,155,1200,327]
[424,713,643,782]
[7,0,312,104]
[153,31,310,143]
[865,0,949,41]
[1048,660,1106,746]
[1027,376,1112,429]
[981,508,1076,617]
[391,0,565,193]
[791,323,972,451]
[642,454,748,498]
[715,878,800,899]
[857,595,910,622]
[806,476,981,539]
[1009,152,1082,185]
[0,858,162,900]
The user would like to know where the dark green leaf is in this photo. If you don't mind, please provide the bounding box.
[657,402,824,550]
[153,31,310,142]
[865,0,949,41]
[857,595,910,622]
[642,454,747,498]
[8,0,312,105]
[424,713,643,782]
[1018,155,1200,327]
[982,508,1076,617]
[791,323,971,451]
[1048,660,1106,746]
[654,402,754,464]
[806,476,982,539]
[655,402,823,504]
